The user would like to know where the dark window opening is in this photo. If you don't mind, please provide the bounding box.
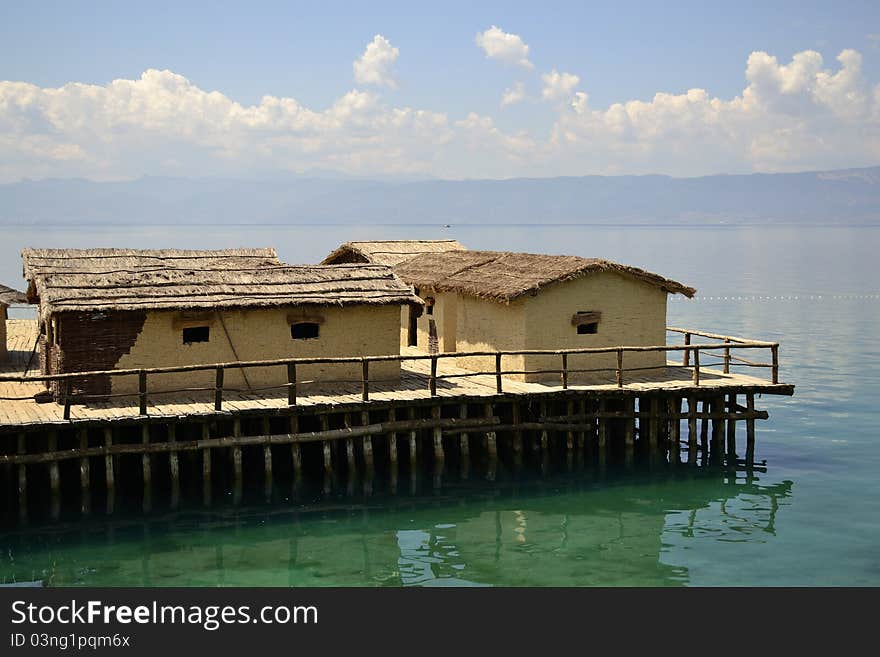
[577,322,599,335]
[291,322,320,340]
[183,326,210,344]
[425,296,435,316]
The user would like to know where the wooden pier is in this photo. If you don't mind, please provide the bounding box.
[0,320,793,523]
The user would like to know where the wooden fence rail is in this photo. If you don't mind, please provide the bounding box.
[0,327,781,419]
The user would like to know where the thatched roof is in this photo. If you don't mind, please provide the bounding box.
[393,250,696,301]
[25,248,420,320]
[0,283,26,306]
[321,240,466,267]
[22,247,279,282]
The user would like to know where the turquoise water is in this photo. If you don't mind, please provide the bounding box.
[1,224,879,586]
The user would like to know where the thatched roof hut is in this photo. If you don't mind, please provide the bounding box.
[0,283,26,306]
[32,262,421,322]
[321,239,466,267]
[393,250,696,300]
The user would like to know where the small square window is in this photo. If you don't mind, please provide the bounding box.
[291,322,320,340]
[577,322,598,335]
[183,326,210,344]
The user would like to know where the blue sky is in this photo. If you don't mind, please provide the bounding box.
[1,1,879,181]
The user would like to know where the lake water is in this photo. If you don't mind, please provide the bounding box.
[1,224,878,586]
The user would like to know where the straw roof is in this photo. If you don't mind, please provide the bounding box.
[25,249,420,320]
[0,283,26,306]
[321,240,466,267]
[393,250,696,301]
[22,247,279,282]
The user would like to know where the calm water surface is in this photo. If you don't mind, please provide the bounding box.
[1,224,878,586]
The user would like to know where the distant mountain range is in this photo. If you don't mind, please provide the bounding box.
[1,166,879,225]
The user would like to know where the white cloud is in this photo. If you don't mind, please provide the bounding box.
[541,70,580,103]
[353,35,399,88]
[0,48,878,181]
[501,81,525,107]
[475,26,533,70]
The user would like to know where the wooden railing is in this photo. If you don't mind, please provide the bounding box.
[0,327,781,420]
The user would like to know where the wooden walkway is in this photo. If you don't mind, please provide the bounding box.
[0,320,792,430]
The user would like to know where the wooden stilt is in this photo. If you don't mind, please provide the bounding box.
[407,407,418,494]
[597,399,607,472]
[142,424,152,512]
[647,398,658,452]
[511,402,523,470]
[290,415,302,492]
[320,414,332,494]
[361,410,373,472]
[167,424,178,510]
[78,428,90,516]
[103,427,115,515]
[726,393,738,465]
[262,417,273,501]
[745,393,756,465]
[700,399,710,463]
[624,397,635,469]
[432,405,444,488]
[387,408,398,494]
[16,432,27,523]
[687,396,698,466]
[669,397,681,465]
[577,398,586,458]
[232,418,243,505]
[459,403,470,480]
[202,423,212,507]
[47,430,59,520]
[711,396,725,464]
[484,403,497,482]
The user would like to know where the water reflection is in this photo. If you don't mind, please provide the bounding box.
[0,472,792,587]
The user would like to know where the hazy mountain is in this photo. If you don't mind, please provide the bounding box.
[1,166,878,225]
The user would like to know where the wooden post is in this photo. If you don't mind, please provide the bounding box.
[287,362,297,406]
[406,407,418,494]
[726,393,737,463]
[561,353,568,389]
[262,417,273,500]
[495,353,503,393]
[566,399,575,462]
[598,399,608,450]
[669,397,681,464]
[692,348,700,386]
[683,332,691,366]
[362,360,369,401]
[142,423,152,513]
[361,410,373,472]
[745,393,756,465]
[138,370,148,415]
[63,379,73,420]
[687,395,698,466]
[47,431,59,520]
[624,397,635,468]
[484,402,497,482]
[290,415,302,490]
[432,405,444,470]
[647,398,658,452]
[387,408,398,493]
[232,418,243,505]
[17,432,27,522]
[459,404,470,480]
[214,366,224,411]
[202,423,212,506]
[723,338,731,374]
[78,428,90,515]
[511,402,523,469]
[771,345,779,384]
[104,427,116,514]
[429,356,438,396]
[700,399,710,462]
[616,349,624,388]
[711,396,725,464]
[539,400,549,454]
[321,415,333,494]
[167,424,178,510]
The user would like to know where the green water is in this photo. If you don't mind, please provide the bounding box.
[1,224,878,586]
